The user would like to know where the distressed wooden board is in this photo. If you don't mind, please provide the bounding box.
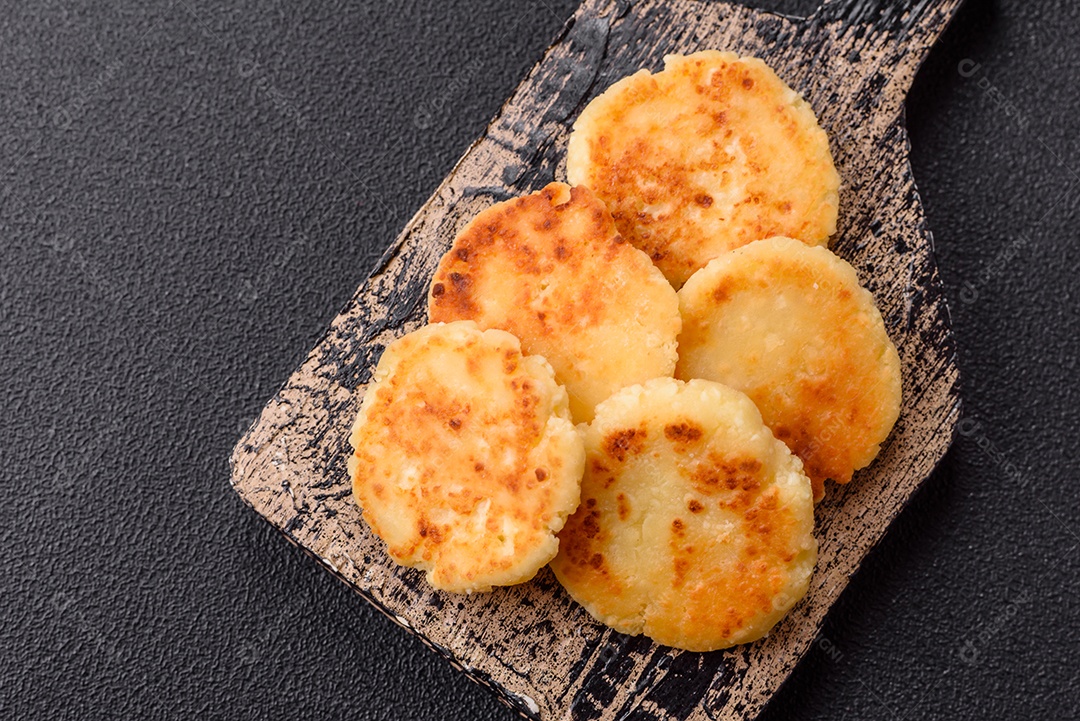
[230,0,962,718]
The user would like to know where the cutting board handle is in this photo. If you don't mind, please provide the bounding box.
[812,0,964,57]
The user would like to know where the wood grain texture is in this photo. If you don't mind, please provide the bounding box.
[230,0,963,718]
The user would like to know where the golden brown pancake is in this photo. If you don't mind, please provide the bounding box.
[566,50,840,287]
[676,236,902,501]
[550,377,817,651]
[348,321,585,593]
[428,182,680,422]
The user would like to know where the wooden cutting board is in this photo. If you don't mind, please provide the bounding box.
[230,0,962,718]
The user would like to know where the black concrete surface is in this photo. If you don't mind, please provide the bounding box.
[1,0,1077,719]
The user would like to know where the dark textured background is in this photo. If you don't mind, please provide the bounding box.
[1,0,1077,718]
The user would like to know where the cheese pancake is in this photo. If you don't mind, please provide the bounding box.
[428,182,680,422]
[676,236,902,501]
[348,321,585,593]
[550,377,817,651]
[567,50,840,287]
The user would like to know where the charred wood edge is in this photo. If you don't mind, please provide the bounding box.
[817,0,962,37]
[244,513,547,719]
[229,0,965,718]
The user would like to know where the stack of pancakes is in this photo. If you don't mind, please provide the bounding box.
[348,51,901,652]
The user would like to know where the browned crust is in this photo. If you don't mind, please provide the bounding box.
[567,51,840,287]
[428,182,680,421]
